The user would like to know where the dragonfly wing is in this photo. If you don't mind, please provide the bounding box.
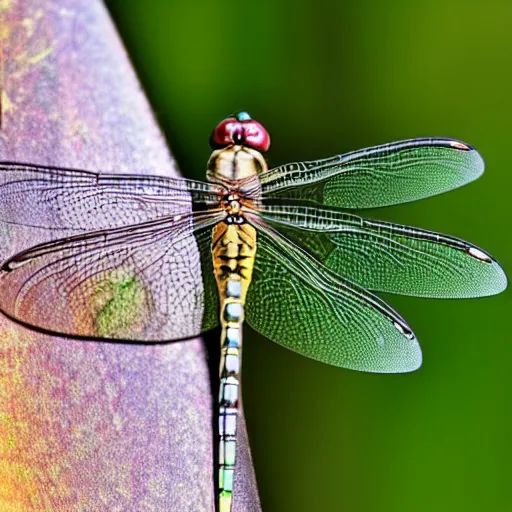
[245,221,421,373]
[0,211,221,342]
[256,203,507,298]
[0,162,223,231]
[259,139,484,208]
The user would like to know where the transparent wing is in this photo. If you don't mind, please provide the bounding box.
[254,203,507,298]
[257,139,484,208]
[0,211,222,342]
[245,219,421,373]
[0,161,224,231]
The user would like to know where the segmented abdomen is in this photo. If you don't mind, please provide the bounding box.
[212,221,257,511]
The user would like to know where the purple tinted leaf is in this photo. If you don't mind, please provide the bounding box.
[0,1,260,510]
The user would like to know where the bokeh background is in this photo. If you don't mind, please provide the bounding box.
[107,2,511,511]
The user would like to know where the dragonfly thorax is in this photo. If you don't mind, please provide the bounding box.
[224,214,245,225]
[221,194,249,225]
[223,194,241,214]
[207,145,267,183]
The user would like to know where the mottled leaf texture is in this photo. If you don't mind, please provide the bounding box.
[259,138,484,208]
[0,1,262,511]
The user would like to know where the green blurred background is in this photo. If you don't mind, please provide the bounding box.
[107,1,511,510]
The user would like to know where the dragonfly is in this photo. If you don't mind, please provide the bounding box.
[0,112,507,512]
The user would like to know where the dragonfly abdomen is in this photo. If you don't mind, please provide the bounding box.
[218,308,242,512]
[212,222,257,299]
[212,221,257,511]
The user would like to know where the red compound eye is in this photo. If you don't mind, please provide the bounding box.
[209,112,271,152]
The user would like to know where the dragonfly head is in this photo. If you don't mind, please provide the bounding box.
[209,112,271,152]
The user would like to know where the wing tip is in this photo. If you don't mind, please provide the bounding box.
[482,261,508,296]
[392,334,423,374]
[468,145,485,180]
[368,346,423,374]
[465,248,508,297]
[362,327,423,374]
[447,139,485,181]
[437,138,485,181]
